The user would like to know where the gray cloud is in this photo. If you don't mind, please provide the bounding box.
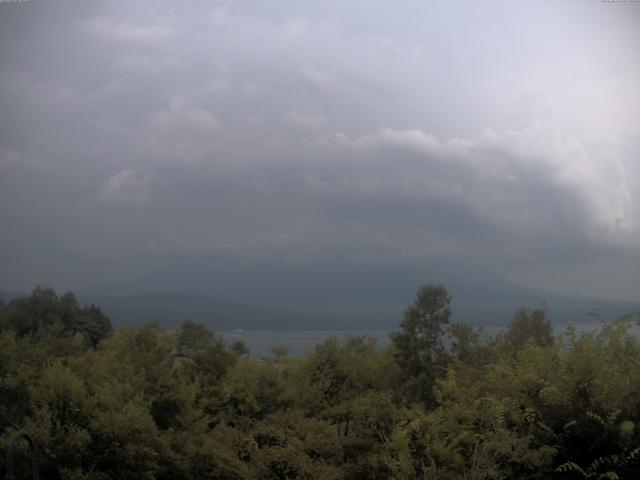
[0,0,638,300]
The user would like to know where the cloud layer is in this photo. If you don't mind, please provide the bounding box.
[0,0,638,300]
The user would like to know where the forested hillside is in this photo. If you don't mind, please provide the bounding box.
[1,286,639,479]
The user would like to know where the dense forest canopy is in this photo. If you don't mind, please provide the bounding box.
[1,286,639,479]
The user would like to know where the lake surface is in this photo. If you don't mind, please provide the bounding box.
[220,329,392,357]
[221,321,640,358]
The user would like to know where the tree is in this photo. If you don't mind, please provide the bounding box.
[174,320,235,411]
[177,319,215,352]
[271,346,289,363]
[58,291,81,335]
[447,322,494,367]
[390,284,452,406]
[76,304,112,348]
[504,306,553,351]
[230,339,250,357]
[3,286,59,340]
[0,287,112,349]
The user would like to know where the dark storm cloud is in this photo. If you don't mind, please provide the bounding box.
[0,0,638,298]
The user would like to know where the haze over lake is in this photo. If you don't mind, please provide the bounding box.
[226,321,640,358]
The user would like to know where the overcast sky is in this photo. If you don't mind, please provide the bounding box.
[1,0,639,302]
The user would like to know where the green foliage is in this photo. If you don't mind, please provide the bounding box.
[271,345,289,362]
[0,286,112,350]
[447,321,494,366]
[503,306,554,352]
[76,305,112,349]
[220,358,292,423]
[1,285,639,479]
[390,284,452,405]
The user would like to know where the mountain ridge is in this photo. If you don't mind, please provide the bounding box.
[2,285,637,331]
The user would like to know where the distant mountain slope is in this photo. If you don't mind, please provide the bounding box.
[121,261,638,320]
[80,291,634,331]
[0,290,25,302]
[3,261,638,330]
[77,292,333,330]
[3,284,637,331]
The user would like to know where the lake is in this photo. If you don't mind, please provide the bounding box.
[221,320,640,358]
